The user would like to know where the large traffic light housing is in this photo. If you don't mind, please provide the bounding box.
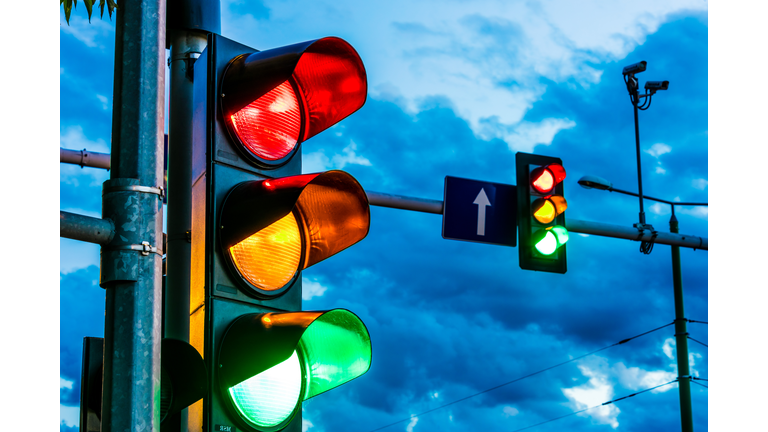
[516,152,568,273]
[190,34,372,432]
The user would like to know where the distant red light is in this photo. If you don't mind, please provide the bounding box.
[530,164,566,194]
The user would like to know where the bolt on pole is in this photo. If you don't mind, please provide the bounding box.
[98,0,166,430]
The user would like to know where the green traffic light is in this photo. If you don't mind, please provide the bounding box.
[533,225,569,256]
[219,309,372,431]
[229,351,303,428]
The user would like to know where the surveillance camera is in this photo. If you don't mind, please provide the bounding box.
[644,80,669,91]
[622,61,647,75]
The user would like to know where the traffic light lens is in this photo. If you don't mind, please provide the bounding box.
[299,309,372,399]
[534,230,558,255]
[293,38,367,141]
[230,80,302,161]
[229,212,303,291]
[531,169,555,194]
[532,199,556,224]
[229,350,302,428]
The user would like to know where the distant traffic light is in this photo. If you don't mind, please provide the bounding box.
[516,153,568,273]
[189,33,373,432]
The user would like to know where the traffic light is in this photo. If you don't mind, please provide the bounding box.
[516,152,568,273]
[189,33,372,432]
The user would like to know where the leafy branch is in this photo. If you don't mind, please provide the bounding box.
[61,0,118,25]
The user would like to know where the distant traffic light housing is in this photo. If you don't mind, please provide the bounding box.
[219,37,367,167]
[516,152,568,273]
[219,170,370,298]
[218,309,371,431]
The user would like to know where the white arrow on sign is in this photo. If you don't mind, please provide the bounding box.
[473,188,491,236]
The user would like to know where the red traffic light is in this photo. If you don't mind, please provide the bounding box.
[530,163,566,195]
[220,37,367,166]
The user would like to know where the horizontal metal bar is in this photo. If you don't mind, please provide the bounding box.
[566,218,707,250]
[366,190,444,214]
[365,190,707,250]
[610,187,708,207]
[60,147,111,170]
[60,211,115,245]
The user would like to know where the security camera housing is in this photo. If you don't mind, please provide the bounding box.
[644,80,670,91]
[622,61,647,75]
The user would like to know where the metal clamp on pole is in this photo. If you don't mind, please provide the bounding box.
[107,241,164,257]
[103,184,165,200]
[100,178,165,287]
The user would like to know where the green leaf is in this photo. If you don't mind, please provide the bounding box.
[83,0,94,22]
[107,0,118,20]
[61,0,73,25]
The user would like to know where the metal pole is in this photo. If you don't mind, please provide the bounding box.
[60,147,112,170]
[632,87,647,225]
[99,0,166,430]
[165,29,207,342]
[670,213,694,432]
[60,211,115,245]
[164,28,208,432]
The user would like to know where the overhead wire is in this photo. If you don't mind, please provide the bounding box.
[507,379,679,432]
[687,336,708,348]
[691,380,708,389]
[365,321,675,432]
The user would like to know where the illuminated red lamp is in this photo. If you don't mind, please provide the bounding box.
[220,37,368,167]
[530,163,566,194]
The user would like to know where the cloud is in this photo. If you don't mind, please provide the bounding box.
[562,364,620,428]
[406,416,419,432]
[645,143,672,158]
[60,12,113,48]
[497,118,576,153]
[502,406,519,417]
[302,277,329,300]
[691,178,708,190]
[614,363,676,393]
[61,404,79,428]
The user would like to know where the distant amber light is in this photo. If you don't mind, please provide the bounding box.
[229,213,303,291]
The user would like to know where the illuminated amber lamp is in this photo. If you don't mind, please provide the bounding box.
[220,37,367,167]
[218,170,370,298]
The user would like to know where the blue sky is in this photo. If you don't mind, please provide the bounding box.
[47,0,743,430]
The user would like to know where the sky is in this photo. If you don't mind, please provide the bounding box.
[37,0,758,430]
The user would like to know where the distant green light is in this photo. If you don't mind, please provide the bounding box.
[533,225,568,256]
[534,230,558,255]
[229,351,302,428]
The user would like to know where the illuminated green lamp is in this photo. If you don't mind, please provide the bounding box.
[532,225,569,255]
[218,309,372,431]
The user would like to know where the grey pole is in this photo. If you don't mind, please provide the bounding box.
[165,29,207,343]
[60,211,115,245]
[99,0,166,431]
[670,212,694,432]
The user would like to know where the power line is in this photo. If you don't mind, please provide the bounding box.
[508,380,679,432]
[688,336,708,348]
[365,321,675,432]
[687,319,708,324]
[691,380,708,389]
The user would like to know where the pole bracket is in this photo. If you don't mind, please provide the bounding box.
[106,241,163,256]
[103,184,165,199]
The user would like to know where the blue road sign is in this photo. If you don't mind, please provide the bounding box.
[442,176,517,246]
